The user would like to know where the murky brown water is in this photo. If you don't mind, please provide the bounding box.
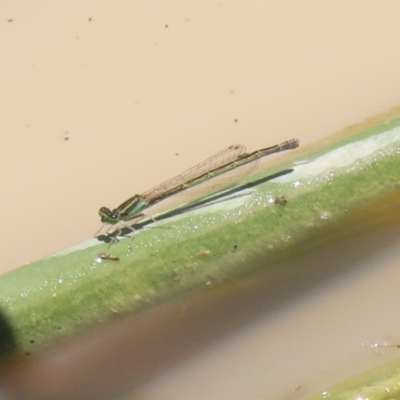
[2,1,400,399]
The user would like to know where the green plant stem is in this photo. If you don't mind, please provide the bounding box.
[306,356,400,400]
[1,109,400,374]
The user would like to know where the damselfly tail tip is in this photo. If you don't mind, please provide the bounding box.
[287,138,299,149]
[279,138,299,150]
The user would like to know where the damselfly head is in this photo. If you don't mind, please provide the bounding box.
[99,207,120,224]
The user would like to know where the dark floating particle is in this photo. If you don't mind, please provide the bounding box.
[7,19,13,23]
[234,119,238,123]
[88,17,92,22]
[165,24,169,28]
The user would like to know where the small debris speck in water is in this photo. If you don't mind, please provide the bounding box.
[370,341,400,349]
[234,119,238,123]
[175,153,179,156]
[88,18,92,22]
[293,385,305,394]
[165,24,169,28]
[110,307,118,314]
[7,19,13,23]
[234,244,238,249]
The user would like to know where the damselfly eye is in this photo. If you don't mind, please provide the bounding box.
[111,210,119,218]
[99,207,110,216]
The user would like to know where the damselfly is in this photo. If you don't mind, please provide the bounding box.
[97,138,299,238]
